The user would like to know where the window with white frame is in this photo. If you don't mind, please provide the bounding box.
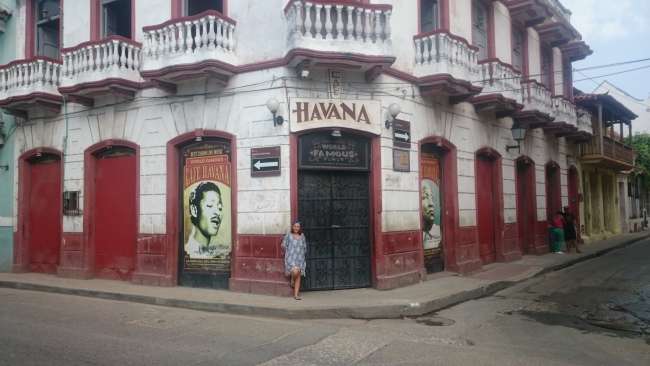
[511,28,525,73]
[420,0,440,33]
[102,0,131,38]
[35,0,60,58]
[185,0,223,16]
[472,0,489,60]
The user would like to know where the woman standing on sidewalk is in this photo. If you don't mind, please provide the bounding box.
[550,211,566,253]
[563,207,581,253]
[282,221,307,300]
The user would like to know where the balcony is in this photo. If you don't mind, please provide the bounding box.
[544,96,578,136]
[285,0,395,79]
[0,57,63,116]
[535,21,577,47]
[513,80,554,128]
[580,135,635,170]
[565,106,593,142]
[141,10,237,85]
[413,31,481,102]
[470,59,523,117]
[59,36,144,104]
[502,0,551,27]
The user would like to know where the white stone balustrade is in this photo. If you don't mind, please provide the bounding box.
[0,57,61,105]
[286,0,392,57]
[141,10,237,74]
[60,36,143,90]
[522,80,554,117]
[413,31,479,83]
[576,107,593,134]
[477,60,523,103]
[551,96,578,127]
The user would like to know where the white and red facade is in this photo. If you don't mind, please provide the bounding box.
[1,0,594,296]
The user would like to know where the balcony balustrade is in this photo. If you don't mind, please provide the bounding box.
[59,36,144,102]
[0,57,62,115]
[141,10,237,83]
[542,96,579,135]
[413,31,481,100]
[580,135,635,169]
[576,107,592,134]
[513,80,555,128]
[470,59,522,116]
[285,0,394,76]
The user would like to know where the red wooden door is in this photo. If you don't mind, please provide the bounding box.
[94,151,137,280]
[28,159,61,273]
[516,161,535,254]
[477,156,496,263]
[568,168,580,234]
[546,165,561,220]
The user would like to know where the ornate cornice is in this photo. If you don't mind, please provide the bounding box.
[0,4,12,34]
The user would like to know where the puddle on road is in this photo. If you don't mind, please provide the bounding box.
[414,316,456,327]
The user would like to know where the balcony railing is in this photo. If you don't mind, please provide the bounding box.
[476,59,522,102]
[550,96,577,127]
[522,80,553,115]
[576,107,593,134]
[59,36,143,94]
[286,0,392,56]
[580,135,635,167]
[141,10,237,80]
[414,31,479,82]
[0,57,62,111]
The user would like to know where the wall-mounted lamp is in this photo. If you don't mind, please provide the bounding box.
[506,123,527,153]
[296,60,310,79]
[266,98,284,126]
[384,103,401,129]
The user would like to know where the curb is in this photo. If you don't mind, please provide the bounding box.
[0,234,647,320]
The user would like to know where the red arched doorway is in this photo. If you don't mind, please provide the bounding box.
[16,149,62,273]
[475,148,503,264]
[545,162,562,220]
[568,166,580,238]
[85,141,139,280]
[516,156,537,254]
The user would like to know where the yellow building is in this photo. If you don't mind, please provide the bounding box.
[576,92,638,241]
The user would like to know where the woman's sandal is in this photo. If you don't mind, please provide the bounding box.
[294,296,302,300]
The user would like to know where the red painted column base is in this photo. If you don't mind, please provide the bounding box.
[375,231,425,290]
[131,234,175,286]
[229,235,292,297]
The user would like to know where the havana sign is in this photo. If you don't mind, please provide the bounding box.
[289,98,382,135]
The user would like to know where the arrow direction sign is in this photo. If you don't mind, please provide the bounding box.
[254,159,279,170]
[392,119,411,148]
[394,131,410,141]
[251,146,281,177]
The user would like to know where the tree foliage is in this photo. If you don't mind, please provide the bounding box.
[630,133,650,189]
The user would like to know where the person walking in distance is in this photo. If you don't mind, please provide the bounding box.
[550,211,565,254]
[563,206,581,253]
[282,221,307,300]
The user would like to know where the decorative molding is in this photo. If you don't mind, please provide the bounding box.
[0,4,12,34]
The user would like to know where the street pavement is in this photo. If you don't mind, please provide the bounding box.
[1,238,649,365]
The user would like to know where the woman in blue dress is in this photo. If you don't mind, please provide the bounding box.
[282,221,307,300]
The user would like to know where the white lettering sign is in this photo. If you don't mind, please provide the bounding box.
[289,98,382,135]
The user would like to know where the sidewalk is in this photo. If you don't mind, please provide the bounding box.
[1,232,647,319]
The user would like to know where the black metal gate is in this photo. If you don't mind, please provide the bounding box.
[298,171,371,290]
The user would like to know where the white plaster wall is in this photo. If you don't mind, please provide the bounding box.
[493,1,511,64]
[234,0,286,63]
[62,0,90,48]
[386,0,418,73]
[450,0,472,42]
[135,0,171,42]
[527,28,541,82]
[553,47,564,96]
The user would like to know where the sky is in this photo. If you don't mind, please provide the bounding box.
[561,0,650,101]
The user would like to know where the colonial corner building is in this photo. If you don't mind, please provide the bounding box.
[0,0,644,295]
